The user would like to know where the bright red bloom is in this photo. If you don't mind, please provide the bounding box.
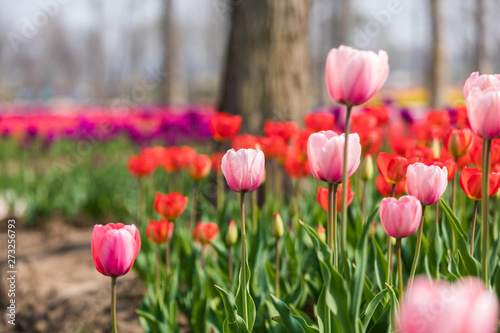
[146,220,174,244]
[317,183,354,213]
[356,127,383,156]
[406,146,434,163]
[284,148,310,179]
[470,139,500,169]
[161,147,178,173]
[363,105,389,124]
[127,154,156,177]
[141,146,167,168]
[193,222,219,245]
[351,113,378,133]
[260,135,288,159]
[172,146,196,171]
[377,152,409,184]
[391,137,416,157]
[231,134,260,150]
[209,112,242,142]
[443,128,474,158]
[188,154,212,181]
[264,121,299,144]
[211,152,224,174]
[304,112,335,132]
[375,176,406,198]
[459,166,500,201]
[154,192,188,220]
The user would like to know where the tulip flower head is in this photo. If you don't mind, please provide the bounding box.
[225,220,238,247]
[92,223,141,277]
[379,196,422,238]
[146,220,174,244]
[464,72,500,139]
[443,128,473,158]
[317,184,354,213]
[211,152,224,174]
[325,45,389,106]
[307,130,361,184]
[209,112,242,142]
[375,176,406,198]
[188,154,212,181]
[398,277,499,333]
[304,112,335,132]
[459,166,500,201]
[154,192,188,220]
[264,121,299,144]
[127,154,156,178]
[377,152,409,184]
[193,222,219,245]
[221,148,265,192]
[406,162,448,206]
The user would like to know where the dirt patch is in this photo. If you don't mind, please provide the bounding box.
[0,221,144,333]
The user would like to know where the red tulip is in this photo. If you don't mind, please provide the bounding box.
[161,147,178,173]
[391,137,416,157]
[443,128,473,158]
[146,220,174,244]
[127,154,156,177]
[209,112,242,142]
[377,152,409,184]
[304,112,335,132]
[172,146,196,171]
[363,105,389,125]
[264,121,299,144]
[141,146,167,168]
[375,175,406,197]
[406,146,434,164]
[470,139,500,169]
[92,223,141,277]
[193,222,219,245]
[154,192,188,220]
[317,183,354,213]
[356,127,383,156]
[352,113,378,132]
[211,152,224,174]
[231,134,260,150]
[260,135,288,159]
[284,148,310,179]
[188,154,212,181]
[459,166,500,201]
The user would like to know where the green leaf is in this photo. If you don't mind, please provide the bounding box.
[360,289,388,330]
[214,285,251,333]
[270,295,319,333]
[371,239,387,291]
[235,259,256,331]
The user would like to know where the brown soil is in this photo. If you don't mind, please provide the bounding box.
[0,221,144,333]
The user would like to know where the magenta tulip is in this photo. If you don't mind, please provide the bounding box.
[464,72,500,139]
[221,148,265,192]
[406,162,448,206]
[379,196,422,238]
[307,130,361,184]
[325,45,389,106]
[398,276,499,333]
[92,223,141,277]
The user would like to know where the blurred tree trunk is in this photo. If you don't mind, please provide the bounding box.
[218,0,312,133]
[428,0,445,108]
[160,0,174,105]
[474,0,489,73]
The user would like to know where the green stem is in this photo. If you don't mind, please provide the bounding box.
[228,246,233,283]
[166,235,171,283]
[252,190,258,234]
[275,238,280,298]
[396,238,403,299]
[328,183,339,268]
[481,138,492,285]
[340,104,353,273]
[111,276,117,333]
[386,184,396,284]
[240,192,248,324]
[470,201,479,256]
[189,182,199,230]
[408,204,426,288]
[361,181,367,223]
[156,246,161,299]
[451,157,458,212]
[217,172,225,216]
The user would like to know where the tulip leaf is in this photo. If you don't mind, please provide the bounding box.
[270,294,319,333]
[214,285,251,333]
[360,289,388,330]
[235,258,256,331]
[372,239,388,291]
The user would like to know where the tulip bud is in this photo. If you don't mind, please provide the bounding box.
[432,138,441,159]
[359,154,374,181]
[225,221,238,247]
[272,212,284,238]
[318,225,326,242]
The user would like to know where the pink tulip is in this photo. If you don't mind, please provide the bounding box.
[406,162,447,206]
[92,223,141,277]
[379,196,422,238]
[307,130,361,184]
[221,148,265,192]
[325,45,389,106]
[398,276,499,333]
[464,72,500,139]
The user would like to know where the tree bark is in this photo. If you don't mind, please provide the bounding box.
[160,0,174,105]
[218,0,312,133]
[429,0,446,108]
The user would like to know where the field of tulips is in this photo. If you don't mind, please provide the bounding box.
[4,46,500,333]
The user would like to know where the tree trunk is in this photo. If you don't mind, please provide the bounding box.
[474,0,489,74]
[218,0,312,133]
[160,0,174,105]
[429,0,445,108]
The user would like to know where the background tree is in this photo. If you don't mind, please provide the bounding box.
[428,0,445,108]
